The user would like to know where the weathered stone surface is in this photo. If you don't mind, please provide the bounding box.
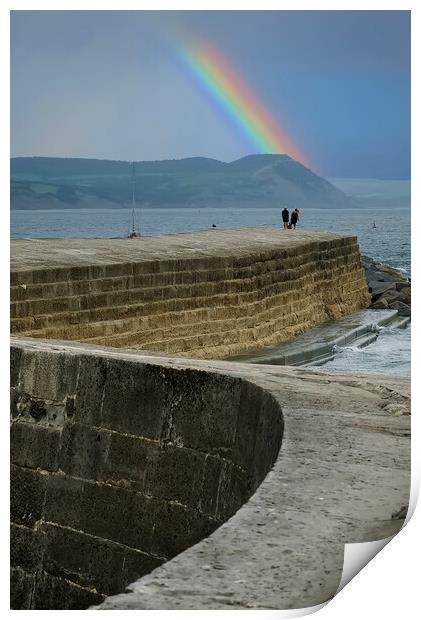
[11,422,62,471]
[31,570,104,610]
[10,524,45,573]
[59,423,111,479]
[10,338,283,609]
[94,354,410,611]
[10,465,47,528]
[144,445,207,507]
[10,567,35,610]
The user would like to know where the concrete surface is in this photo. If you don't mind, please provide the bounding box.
[10,229,364,271]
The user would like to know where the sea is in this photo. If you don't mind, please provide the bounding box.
[11,206,411,376]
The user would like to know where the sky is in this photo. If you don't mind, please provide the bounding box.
[10,10,410,179]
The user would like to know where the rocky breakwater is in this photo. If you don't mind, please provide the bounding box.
[362,255,411,317]
[10,229,370,359]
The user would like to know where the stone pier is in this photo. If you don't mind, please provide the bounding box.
[11,229,370,359]
[10,338,410,610]
[10,228,409,611]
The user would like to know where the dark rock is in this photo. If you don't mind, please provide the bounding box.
[396,287,411,305]
[380,290,402,303]
[370,298,389,310]
[375,264,407,281]
[362,255,408,286]
[366,270,398,284]
[396,281,410,292]
[361,255,376,269]
[387,301,411,317]
[369,283,396,300]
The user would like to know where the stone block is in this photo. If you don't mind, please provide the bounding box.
[162,368,240,452]
[11,465,47,528]
[10,387,21,420]
[148,499,216,559]
[215,461,250,521]
[10,346,22,387]
[32,267,70,285]
[10,523,45,573]
[19,349,80,402]
[230,380,262,471]
[10,391,68,427]
[73,354,108,425]
[251,391,284,489]
[121,548,163,586]
[41,523,127,595]
[11,422,62,471]
[104,432,152,488]
[100,360,167,439]
[198,454,223,517]
[31,569,104,610]
[59,423,111,480]
[144,445,206,507]
[77,481,151,552]
[10,567,34,609]
[10,269,33,286]
[44,474,84,529]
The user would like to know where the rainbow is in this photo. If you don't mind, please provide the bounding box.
[178,39,310,167]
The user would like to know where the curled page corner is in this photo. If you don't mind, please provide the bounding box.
[251,602,328,619]
[336,535,395,594]
[336,498,414,595]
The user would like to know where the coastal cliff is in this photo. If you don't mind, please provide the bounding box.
[11,229,370,359]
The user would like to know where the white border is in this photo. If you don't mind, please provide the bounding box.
[2,3,417,618]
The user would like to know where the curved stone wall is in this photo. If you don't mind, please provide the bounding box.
[10,341,283,609]
[10,230,370,359]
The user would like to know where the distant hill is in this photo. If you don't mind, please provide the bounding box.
[11,154,354,210]
[329,178,410,208]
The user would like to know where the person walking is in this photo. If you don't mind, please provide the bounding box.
[291,208,300,229]
[281,207,290,229]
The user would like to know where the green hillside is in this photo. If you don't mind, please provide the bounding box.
[11,154,352,210]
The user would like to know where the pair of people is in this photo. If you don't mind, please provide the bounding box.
[282,207,300,229]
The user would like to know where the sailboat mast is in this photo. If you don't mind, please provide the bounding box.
[131,162,136,235]
[128,161,140,238]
